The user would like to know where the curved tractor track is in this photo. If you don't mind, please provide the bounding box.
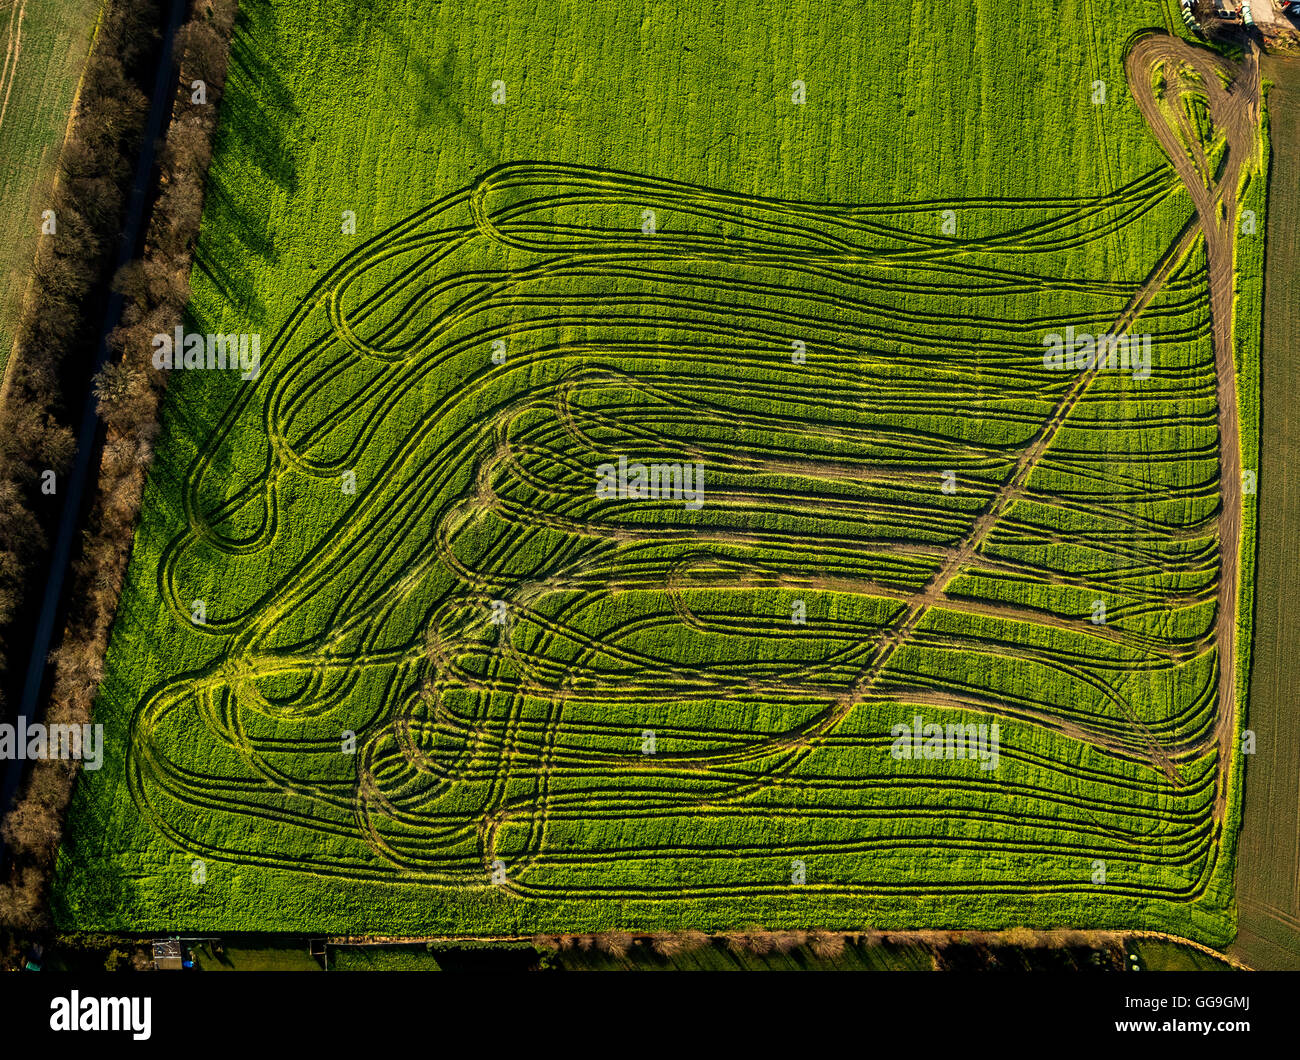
[117,33,1260,924]
[1125,33,1261,830]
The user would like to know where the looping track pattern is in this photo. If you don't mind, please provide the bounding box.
[125,33,1259,920]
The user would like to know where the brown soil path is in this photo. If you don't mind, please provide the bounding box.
[1125,34,1261,824]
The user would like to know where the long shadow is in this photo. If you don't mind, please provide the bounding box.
[338,0,389,44]
[191,161,275,327]
[168,296,266,538]
[220,0,300,195]
[379,20,497,171]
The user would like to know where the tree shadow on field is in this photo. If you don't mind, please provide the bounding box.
[379,20,498,171]
[154,297,268,590]
[222,0,301,196]
[48,676,147,936]
[325,0,390,47]
[192,161,275,328]
[166,302,247,454]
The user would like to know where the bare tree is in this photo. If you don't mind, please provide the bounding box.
[163,118,215,181]
[1001,926,1042,949]
[176,22,228,81]
[809,930,845,959]
[597,932,634,958]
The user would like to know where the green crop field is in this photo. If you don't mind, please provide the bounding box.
[54,0,1267,947]
[1232,54,1300,972]
[0,0,103,380]
[1131,937,1236,971]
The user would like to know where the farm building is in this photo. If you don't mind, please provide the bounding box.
[152,939,183,971]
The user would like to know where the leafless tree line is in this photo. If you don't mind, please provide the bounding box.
[529,926,1125,968]
[1,0,239,950]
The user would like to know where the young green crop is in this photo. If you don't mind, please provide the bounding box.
[53,0,1263,947]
